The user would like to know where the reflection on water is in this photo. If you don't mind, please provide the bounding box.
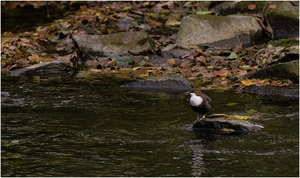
[1,77,299,176]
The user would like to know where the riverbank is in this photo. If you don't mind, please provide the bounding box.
[1,1,299,100]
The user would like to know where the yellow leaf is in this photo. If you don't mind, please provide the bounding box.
[2,31,13,37]
[241,79,256,86]
[140,73,149,77]
[232,115,252,120]
[226,102,238,106]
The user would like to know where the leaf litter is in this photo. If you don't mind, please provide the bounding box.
[1,1,296,90]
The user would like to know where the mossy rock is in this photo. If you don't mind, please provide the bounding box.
[265,2,299,39]
[193,113,264,135]
[250,60,299,83]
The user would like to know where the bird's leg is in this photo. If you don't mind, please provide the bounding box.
[194,114,204,124]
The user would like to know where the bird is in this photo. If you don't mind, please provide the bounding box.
[189,89,212,122]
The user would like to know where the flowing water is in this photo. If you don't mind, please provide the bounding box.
[1,76,299,176]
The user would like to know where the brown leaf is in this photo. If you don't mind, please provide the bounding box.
[196,55,205,62]
[179,62,190,69]
[248,4,256,10]
[213,69,231,77]
[268,4,277,9]
[202,72,214,78]
[28,54,40,64]
[167,58,176,66]
[148,18,162,28]
[80,5,88,11]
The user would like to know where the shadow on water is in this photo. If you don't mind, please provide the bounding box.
[1,77,299,176]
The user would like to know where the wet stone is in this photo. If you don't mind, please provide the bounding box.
[193,114,264,135]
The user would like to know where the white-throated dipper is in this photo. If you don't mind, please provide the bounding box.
[189,89,212,121]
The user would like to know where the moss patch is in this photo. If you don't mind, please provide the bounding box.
[271,39,299,47]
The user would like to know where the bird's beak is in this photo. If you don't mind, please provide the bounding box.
[184,90,191,95]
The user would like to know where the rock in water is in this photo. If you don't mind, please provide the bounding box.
[121,73,193,93]
[9,61,73,78]
[193,114,264,135]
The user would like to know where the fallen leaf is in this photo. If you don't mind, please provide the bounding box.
[248,4,256,10]
[2,31,13,37]
[228,52,238,59]
[165,17,181,26]
[28,54,40,64]
[196,55,205,62]
[148,18,162,28]
[206,66,214,70]
[241,79,256,86]
[239,65,251,70]
[196,11,212,15]
[246,108,258,114]
[179,62,190,69]
[80,5,88,11]
[268,4,277,9]
[138,60,147,66]
[167,58,176,66]
[226,102,238,106]
[213,69,231,77]
[232,115,251,120]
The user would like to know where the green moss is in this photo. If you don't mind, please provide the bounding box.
[269,10,298,19]
[271,39,299,47]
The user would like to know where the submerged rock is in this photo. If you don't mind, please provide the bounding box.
[121,73,193,93]
[241,85,299,102]
[9,60,73,78]
[193,114,264,135]
[176,14,264,48]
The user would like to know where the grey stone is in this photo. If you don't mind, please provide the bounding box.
[176,14,264,49]
[72,31,155,57]
[121,73,193,93]
[241,85,299,102]
[10,61,73,77]
[210,1,299,40]
[193,114,264,135]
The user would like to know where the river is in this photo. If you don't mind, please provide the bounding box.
[1,76,299,176]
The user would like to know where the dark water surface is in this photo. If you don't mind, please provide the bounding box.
[1,77,299,176]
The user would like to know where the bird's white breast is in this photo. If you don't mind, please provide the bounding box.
[190,93,203,107]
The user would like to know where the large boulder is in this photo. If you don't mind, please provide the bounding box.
[175,14,264,49]
[72,31,155,57]
[266,1,299,39]
[211,1,299,39]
